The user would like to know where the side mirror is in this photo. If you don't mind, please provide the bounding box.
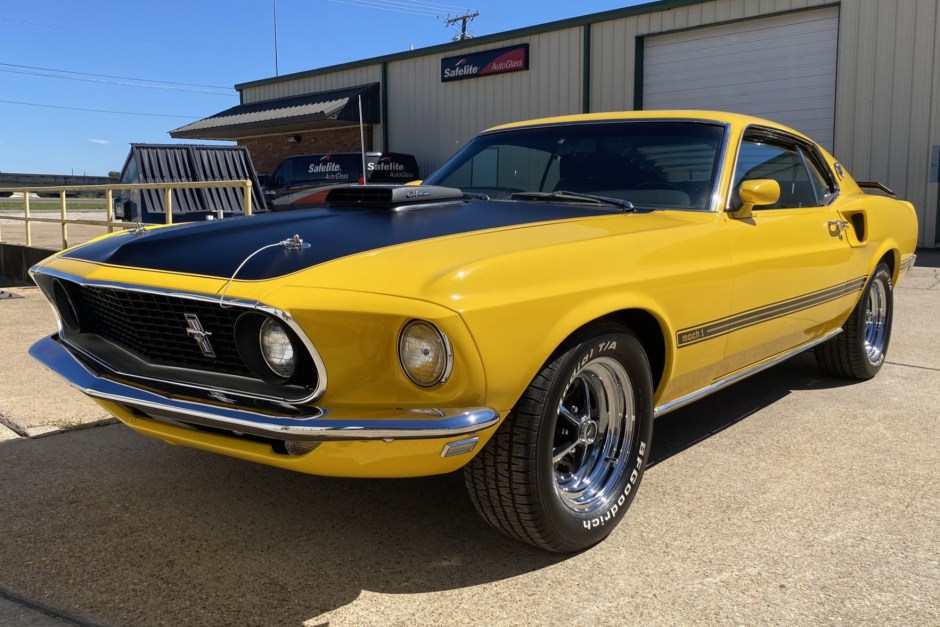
[732,179,780,219]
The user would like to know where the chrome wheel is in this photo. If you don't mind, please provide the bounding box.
[464,328,653,552]
[864,276,888,365]
[815,262,893,381]
[552,356,636,513]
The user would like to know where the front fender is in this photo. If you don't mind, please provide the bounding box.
[266,285,488,410]
[459,285,729,415]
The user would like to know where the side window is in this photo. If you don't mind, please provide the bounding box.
[799,146,835,206]
[733,138,820,209]
[272,162,290,189]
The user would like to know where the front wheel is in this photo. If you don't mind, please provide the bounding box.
[464,326,654,552]
[816,262,893,380]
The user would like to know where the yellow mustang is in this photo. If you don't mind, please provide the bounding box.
[30,111,918,552]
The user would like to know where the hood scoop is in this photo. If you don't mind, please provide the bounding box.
[326,185,463,211]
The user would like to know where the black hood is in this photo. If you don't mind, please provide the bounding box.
[62,199,620,281]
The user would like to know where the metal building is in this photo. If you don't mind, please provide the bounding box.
[171,0,940,248]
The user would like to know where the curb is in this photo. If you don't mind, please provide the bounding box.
[0,423,19,441]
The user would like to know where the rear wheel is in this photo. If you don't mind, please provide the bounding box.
[464,326,654,552]
[816,262,893,380]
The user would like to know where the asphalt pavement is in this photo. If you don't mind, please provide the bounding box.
[0,253,937,626]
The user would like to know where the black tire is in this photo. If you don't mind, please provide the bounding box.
[815,262,893,380]
[464,326,654,553]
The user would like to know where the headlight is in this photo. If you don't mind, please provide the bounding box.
[398,320,452,387]
[235,313,303,384]
[260,318,296,378]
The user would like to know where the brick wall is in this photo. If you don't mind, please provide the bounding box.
[239,125,373,173]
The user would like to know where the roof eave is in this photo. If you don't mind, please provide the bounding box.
[169,117,362,141]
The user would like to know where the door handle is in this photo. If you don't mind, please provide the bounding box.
[828,220,850,239]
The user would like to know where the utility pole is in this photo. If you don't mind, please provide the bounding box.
[273,0,280,77]
[445,11,479,41]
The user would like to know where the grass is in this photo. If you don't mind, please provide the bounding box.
[0,200,108,212]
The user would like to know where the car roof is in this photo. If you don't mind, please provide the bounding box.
[485,110,812,142]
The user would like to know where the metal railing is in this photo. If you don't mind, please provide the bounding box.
[0,180,253,250]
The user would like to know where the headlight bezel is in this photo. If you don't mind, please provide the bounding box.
[398,319,454,388]
[51,278,84,332]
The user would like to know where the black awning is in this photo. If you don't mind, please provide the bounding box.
[170,83,380,140]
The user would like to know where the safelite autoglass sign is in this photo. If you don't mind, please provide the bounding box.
[441,44,529,82]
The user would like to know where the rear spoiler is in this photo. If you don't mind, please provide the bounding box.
[857,181,896,197]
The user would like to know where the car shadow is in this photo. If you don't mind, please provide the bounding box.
[913,247,940,269]
[648,351,854,467]
[0,352,857,626]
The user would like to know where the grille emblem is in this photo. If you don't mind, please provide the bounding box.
[207,390,236,404]
[184,314,216,358]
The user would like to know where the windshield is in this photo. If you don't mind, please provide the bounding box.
[424,120,726,210]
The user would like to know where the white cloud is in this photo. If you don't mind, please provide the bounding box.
[89,139,109,145]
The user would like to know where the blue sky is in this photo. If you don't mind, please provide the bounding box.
[1,0,651,176]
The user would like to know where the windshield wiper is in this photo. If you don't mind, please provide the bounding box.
[510,190,634,212]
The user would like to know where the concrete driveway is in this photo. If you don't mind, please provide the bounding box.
[1,256,937,626]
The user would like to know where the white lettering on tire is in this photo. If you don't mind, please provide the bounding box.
[582,440,647,530]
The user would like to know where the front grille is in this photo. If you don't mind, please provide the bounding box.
[80,286,252,376]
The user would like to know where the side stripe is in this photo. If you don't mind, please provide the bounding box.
[676,277,867,348]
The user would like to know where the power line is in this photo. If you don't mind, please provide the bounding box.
[376,0,470,10]
[0,17,349,62]
[0,63,235,95]
[323,0,439,17]
[323,0,470,18]
[0,62,231,89]
[0,99,199,119]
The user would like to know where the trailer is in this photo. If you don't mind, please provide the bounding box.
[114,144,267,222]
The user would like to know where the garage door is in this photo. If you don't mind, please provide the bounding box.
[643,8,839,149]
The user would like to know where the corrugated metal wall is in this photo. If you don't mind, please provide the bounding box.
[835,0,940,246]
[387,29,583,175]
[387,0,839,182]
[588,0,937,246]
[590,0,834,112]
[241,65,382,103]
[235,0,938,246]
[641,8,839,148]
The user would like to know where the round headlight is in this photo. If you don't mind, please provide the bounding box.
[399,320,451,387]
[259,318,296,378]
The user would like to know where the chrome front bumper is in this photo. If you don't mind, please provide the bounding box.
[30,335,500,442]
